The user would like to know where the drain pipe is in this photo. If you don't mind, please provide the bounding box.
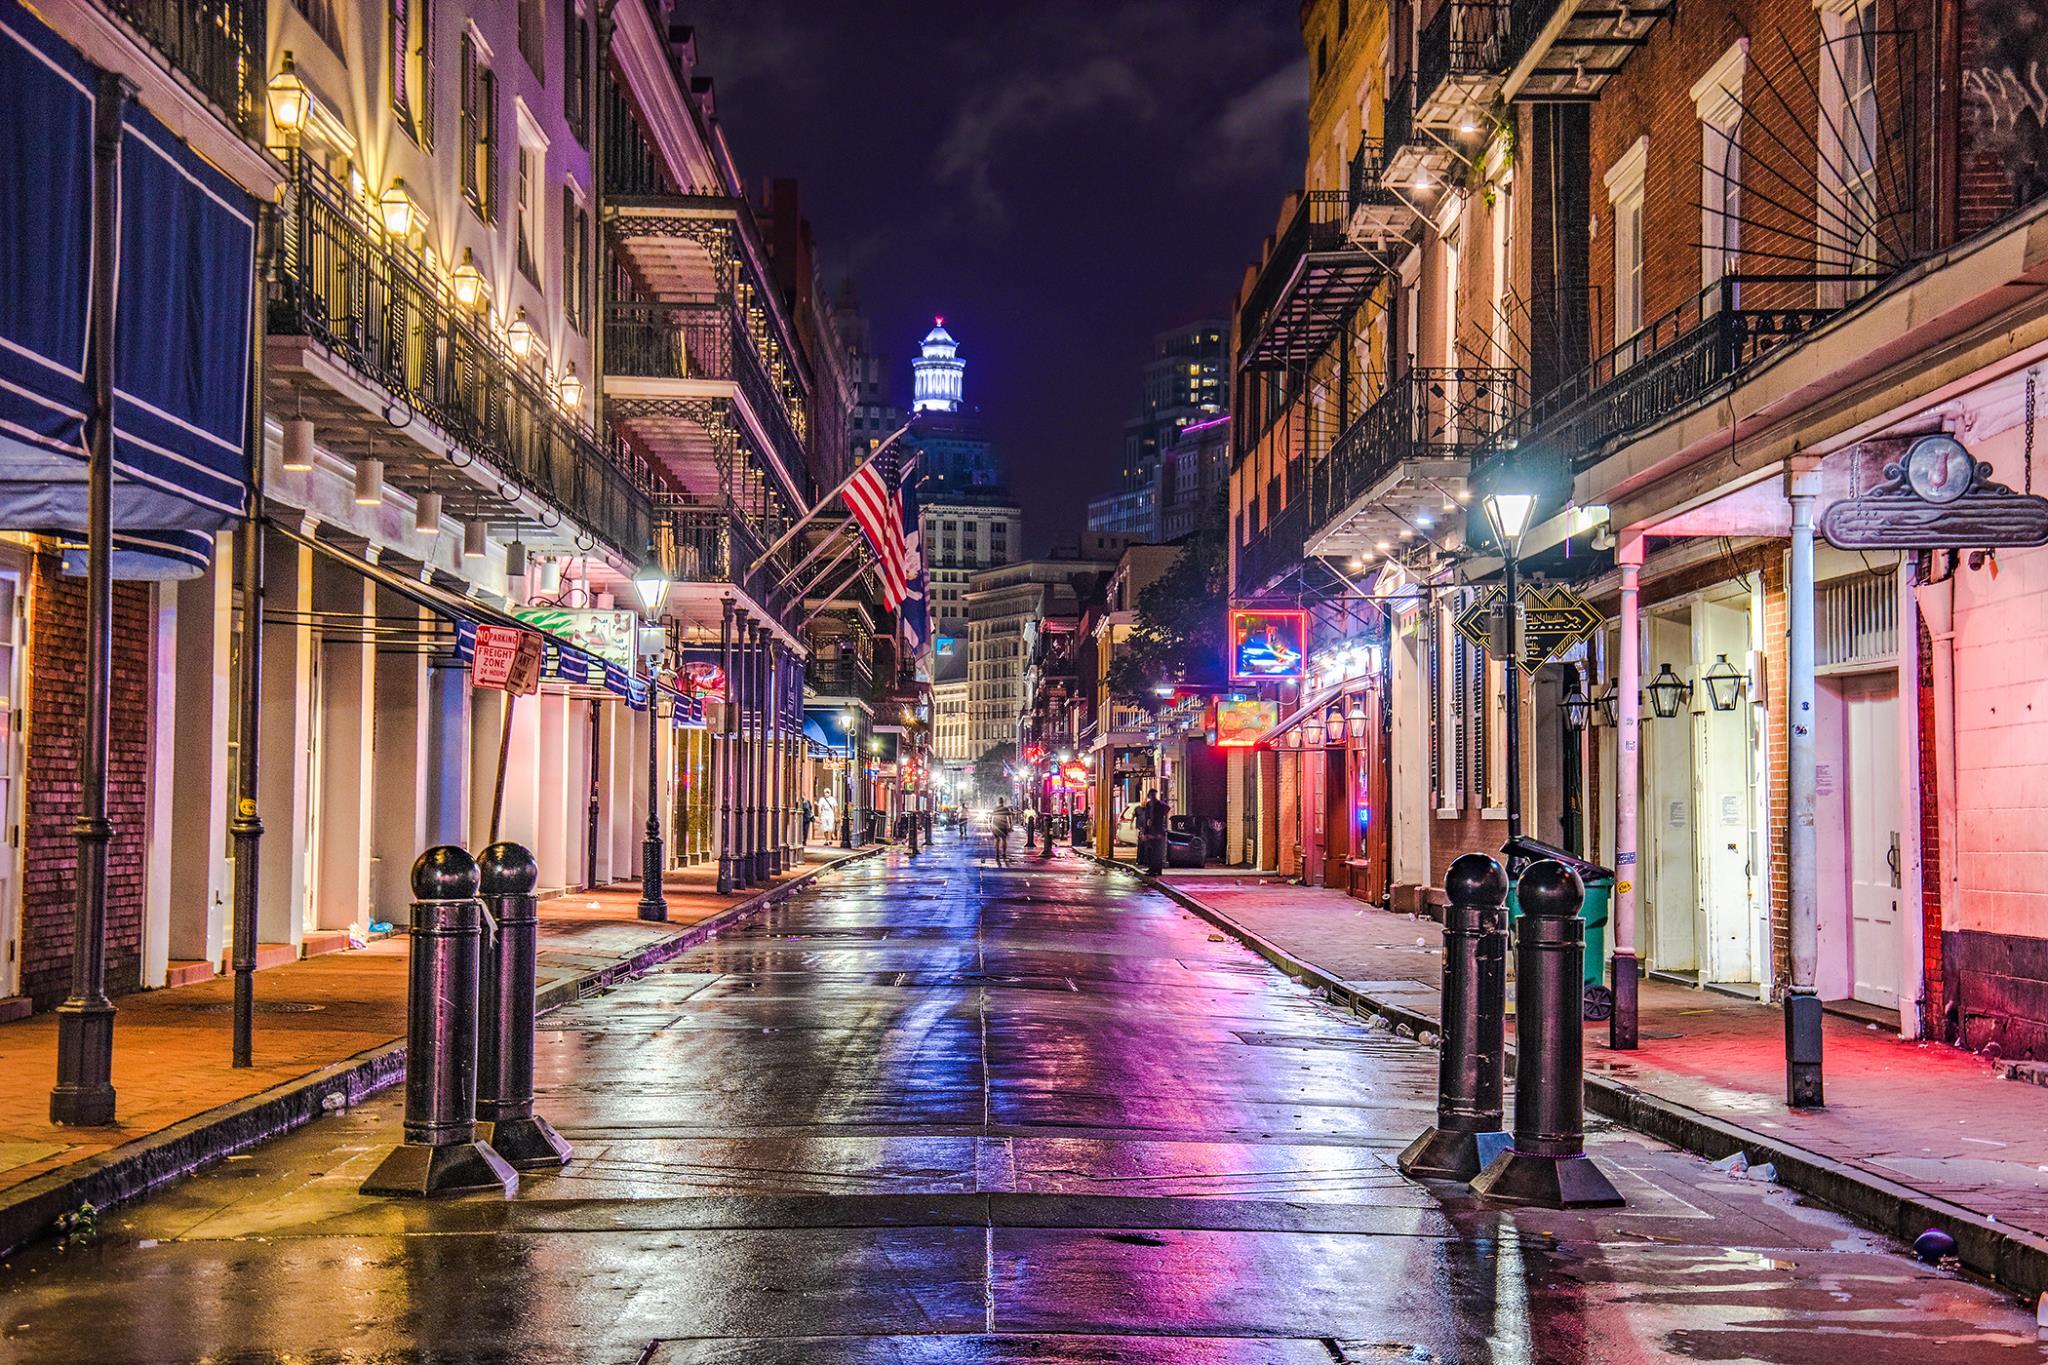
[1915,555,1959,1039]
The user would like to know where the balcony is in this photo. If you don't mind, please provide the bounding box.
[1238,191,1398,373]
[806,649,880,702]
[1485,276,1843,477]
[1504,0,1670,103]
[666,504,804,639]
[1416,2,1516,128]
[1235,495,1309,598]
[108,0,262,134]
[1347,136,1414,251]
[604,299,815,511]
[270,156,655,560]
[1306,368,1515,558]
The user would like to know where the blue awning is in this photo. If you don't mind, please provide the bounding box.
[0,0,257,579]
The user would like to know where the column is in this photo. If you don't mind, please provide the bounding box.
[424,657,472,850]
[716,600,736,894]
[605,700,636,882]
[467,686,506,854]
[750,622,769,884]
[311,558,375,934]
[1786,465,1824,1107]
[142,574,177,987]
[166,540,232,971]
[369,593,429,928]
[733,612,754,885]
[537,690,569,890]
[1611,535,1643,1051]
[256,529,312,950]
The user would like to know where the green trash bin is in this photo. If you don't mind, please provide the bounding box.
[1504,837,1615,1020]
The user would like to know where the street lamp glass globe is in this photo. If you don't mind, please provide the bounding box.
[631,549,670,616]
[266,52,309,135]
[1483,491,1537,548]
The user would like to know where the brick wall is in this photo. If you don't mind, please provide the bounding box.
[20,551,155,1010]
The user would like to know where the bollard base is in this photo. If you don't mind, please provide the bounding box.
[1398,1125,1509,1182]
[475,1113,573,1170]
[360,1139,518,1199]
[1470,1148,1624,1209]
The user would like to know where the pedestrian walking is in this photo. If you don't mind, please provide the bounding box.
[990,800,1014,866]
[800,797,815,846]
[1136,788,1168,877]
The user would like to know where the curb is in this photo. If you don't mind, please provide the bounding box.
[0,847,879,1260]
[1098,853,2048,1302]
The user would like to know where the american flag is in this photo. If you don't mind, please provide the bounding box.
[842,446,911,608]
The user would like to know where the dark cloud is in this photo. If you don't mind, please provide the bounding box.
[690,2,1305,550]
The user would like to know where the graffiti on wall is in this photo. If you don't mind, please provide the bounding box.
[1965,5,2048,205]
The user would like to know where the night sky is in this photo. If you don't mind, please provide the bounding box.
[690,2,1307,552]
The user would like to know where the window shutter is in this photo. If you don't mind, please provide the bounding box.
[418,0,436,149]
[459,39,477,205]
[389,0,410,122]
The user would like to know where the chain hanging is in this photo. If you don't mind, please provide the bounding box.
[2025,366,2036,494]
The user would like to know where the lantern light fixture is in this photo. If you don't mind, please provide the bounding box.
[1703,653,1747,712]
[631,544,671,617]
[1302,714,1327,748]
[352,456,384,506]
[1483,490,1538,551]
[377,179,417,238]
[451,248,484,308]
[266,52,310,137]
[463,518,488,559]
[413,490,442,536]
[1560,675,1592,733]
[1594,680,1620,728]
[558,363,583,411]
[506,307,535,358]
[1647,663,1693,720]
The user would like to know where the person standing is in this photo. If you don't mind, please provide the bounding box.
[800,796,815,846]
[990,800,1015,866]
[1137,788,1168,877]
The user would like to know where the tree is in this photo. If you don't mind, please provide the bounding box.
[1105,492,1229,710]
[973,742,1017,802]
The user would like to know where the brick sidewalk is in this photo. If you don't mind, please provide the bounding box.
[0,848,857,1204]
[1164,874,2048,1246]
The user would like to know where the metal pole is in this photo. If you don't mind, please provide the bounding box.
[717,598,736,894]
[1611,542,1642,1050]
[51,71,132,1127]
[733,614,754,885]
[476,841,572,1170]
[775,516,858,593]
[744,420,916,574]
[1501,548,1523,845]
[800,558,878,630]
[840,726,854,849]
[1399,853,1508,1180]
[752,623,770,882]
[584,701,601,890]
[637,654,668,921]
[1786,471,1824,1106]
[228,199,275,1071]
[486,695,516,846]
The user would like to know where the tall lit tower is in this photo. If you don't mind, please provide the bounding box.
[912,318,966,412]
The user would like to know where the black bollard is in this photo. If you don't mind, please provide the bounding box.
[475,842,573,1171]
[1470,860,1624,1209]
[361,847,517,1198]
[1398,853,1509,1181]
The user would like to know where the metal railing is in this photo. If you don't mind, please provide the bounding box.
[272,154,654,558]
[1417,2,1513,96]
[1381,74,1417,161]
[806,651,879,700]
[110,0,262,134]
[604,300,816,508]
[666,505,802,634]
[1347,137,1402,218]
[1490,275,1846,470]
[1238,190,1361,352]
[1236,495,1309,597]
[1309,368,1517,530]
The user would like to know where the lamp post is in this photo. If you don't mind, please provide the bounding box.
[1483,491,1537,847]
[840,710,856,850]
[632,549,671,922]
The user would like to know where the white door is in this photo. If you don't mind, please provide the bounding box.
[1694,601,1757,985]
[1844,673,1901,1008]
[0,561,21,998]
[1647,612,1698,975]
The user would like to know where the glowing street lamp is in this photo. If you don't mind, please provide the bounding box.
[506,307,535,358]
[377,179,417,238]
[1482,488,1538,842]
[451,248,484,309]
[266,52,309,139]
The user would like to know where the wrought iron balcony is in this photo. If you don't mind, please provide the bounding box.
[271,155,655,559]
[1236,495,1309,597]
[806,649,880,701]
[1490,276,1844,472]
[109,0,263,134]
[1309,368,1516,532]
[666,504,803,636]
[605,300,816,509]
[1238,190,1396,372]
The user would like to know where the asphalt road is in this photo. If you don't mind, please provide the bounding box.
[2,837,2042,1362]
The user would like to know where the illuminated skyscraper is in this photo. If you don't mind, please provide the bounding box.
[911,319,966,412]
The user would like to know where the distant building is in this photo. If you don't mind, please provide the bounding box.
[912,319,967,412]
[834,282,902,469]
[967,556,1117,761]
[931,637,973,766]
[1087,415,1229,542]
[1122,320,1226,487]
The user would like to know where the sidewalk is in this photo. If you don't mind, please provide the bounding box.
[0,845,872,1255]
[1126,865,2048,1299]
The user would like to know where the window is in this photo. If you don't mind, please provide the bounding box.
[564,2,590,140]
[1819,0,1880,301]
[516,139,542,284]
[517,0,546,76]
[1317,37,1328,81]
[293,0,342,53]
[460,35,498,221]
[389,0,433,146]
[1339,0,1350,32]
[1605,135,1648,357]
[562,187,588,330]
[1693,41,1748,304]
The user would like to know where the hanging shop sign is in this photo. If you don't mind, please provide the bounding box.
[1453,584,1603,675]
[510,607,638,666]
[1820,434,2048,549]
[680,658,728,700]
[1228,607,1309,683]
[472,625,543,695]
[1215,697,1280,747]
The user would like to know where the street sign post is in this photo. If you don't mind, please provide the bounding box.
[474,625,545,842]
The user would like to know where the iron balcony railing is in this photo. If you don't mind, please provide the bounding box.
[109,0,263,134]
[1417,2,1512,97]
[273,155,655,558]
[666,504,802,635]
[1309,368,1517,531]
[1236,495,1309,597]
[604,300,816,508]
[1491,275,1848,471]
[1347,136,1403,218]
[1381,73,1417,163]
[1238,189,1360,353]
[806,650,879,700]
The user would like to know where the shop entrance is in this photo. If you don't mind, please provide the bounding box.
[1644,610,1699,977]
[1818,671,1902,1009]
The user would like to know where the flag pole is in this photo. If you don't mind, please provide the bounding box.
[746,419,917,575]
[788,531,865,605]
[773,515,858,591]
[800,558,880,631]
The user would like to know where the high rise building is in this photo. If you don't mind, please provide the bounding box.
[912,320,967,412]
[1121,320,1226,486]
[834,282,903,468]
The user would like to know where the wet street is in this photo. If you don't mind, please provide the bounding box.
[2,840,2042,1363]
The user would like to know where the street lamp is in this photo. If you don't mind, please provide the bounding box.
[451,248,484,309]
[1703,653,1746,712]
[377,179,417,239]
[1647,663,1693,720]
[1483,489,1537,843]
[632,547,670,922]
[266,52,309,141]
[1560,675,1592,733]
[840,710,856,849]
